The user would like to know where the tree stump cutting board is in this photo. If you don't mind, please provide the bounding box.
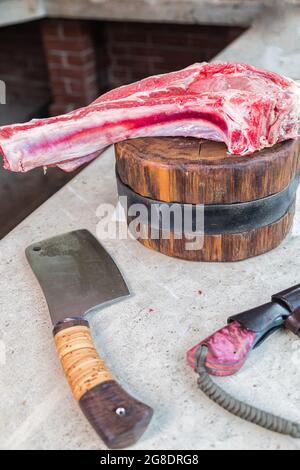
[115,137,300,262]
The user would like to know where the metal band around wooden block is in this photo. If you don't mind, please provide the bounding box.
[116,168,300,235]
[54,320,113,401]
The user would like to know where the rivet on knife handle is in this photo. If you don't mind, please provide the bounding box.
[54,318,153,449]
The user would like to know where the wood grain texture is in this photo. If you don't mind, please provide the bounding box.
[79,381,153,449]
[115,137,300,204]
[127,203,295,262]
[116,136,299,261]
[54,323,113,401]
[187,321,257,376]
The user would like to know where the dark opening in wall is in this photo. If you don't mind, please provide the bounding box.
[0,20,50,120]
[97,21,245,88]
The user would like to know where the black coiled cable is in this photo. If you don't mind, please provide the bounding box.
[196,345,300,438]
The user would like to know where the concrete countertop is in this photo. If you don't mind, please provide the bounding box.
[0,1,45,28]
[3,1,300,28]
[44,0,300,27]
[1,5,300,451]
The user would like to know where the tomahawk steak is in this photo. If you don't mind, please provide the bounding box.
[1,62,299,172]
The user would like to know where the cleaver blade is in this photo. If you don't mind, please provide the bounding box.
[26,229,130,325]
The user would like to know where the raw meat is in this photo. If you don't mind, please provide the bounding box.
[1,62,300,172]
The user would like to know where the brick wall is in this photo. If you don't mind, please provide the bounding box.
[103,22,245,88]
[41,19,104,115]
[42,20,244,114]
[0,21,49,104]
[0,19,245,116]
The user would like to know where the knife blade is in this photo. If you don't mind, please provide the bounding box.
[26,229,153,449]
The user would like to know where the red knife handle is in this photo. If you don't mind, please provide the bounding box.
[53,318,153,449]
[187,321,257,377]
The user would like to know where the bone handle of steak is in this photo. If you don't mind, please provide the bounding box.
[53,318,153,449]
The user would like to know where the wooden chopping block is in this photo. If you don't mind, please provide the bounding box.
[115,137,300,262]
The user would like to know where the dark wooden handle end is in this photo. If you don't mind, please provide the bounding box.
[79,380,153,449]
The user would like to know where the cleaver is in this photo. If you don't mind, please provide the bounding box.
[26,229,153,449]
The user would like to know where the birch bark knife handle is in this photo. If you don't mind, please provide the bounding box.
[53,318,153,449]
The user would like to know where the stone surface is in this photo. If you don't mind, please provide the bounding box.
[1,3,300,451]
[0,146,299,450]
[2,1,300,29]
[45,0,263,26]
[0,0,45,28]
